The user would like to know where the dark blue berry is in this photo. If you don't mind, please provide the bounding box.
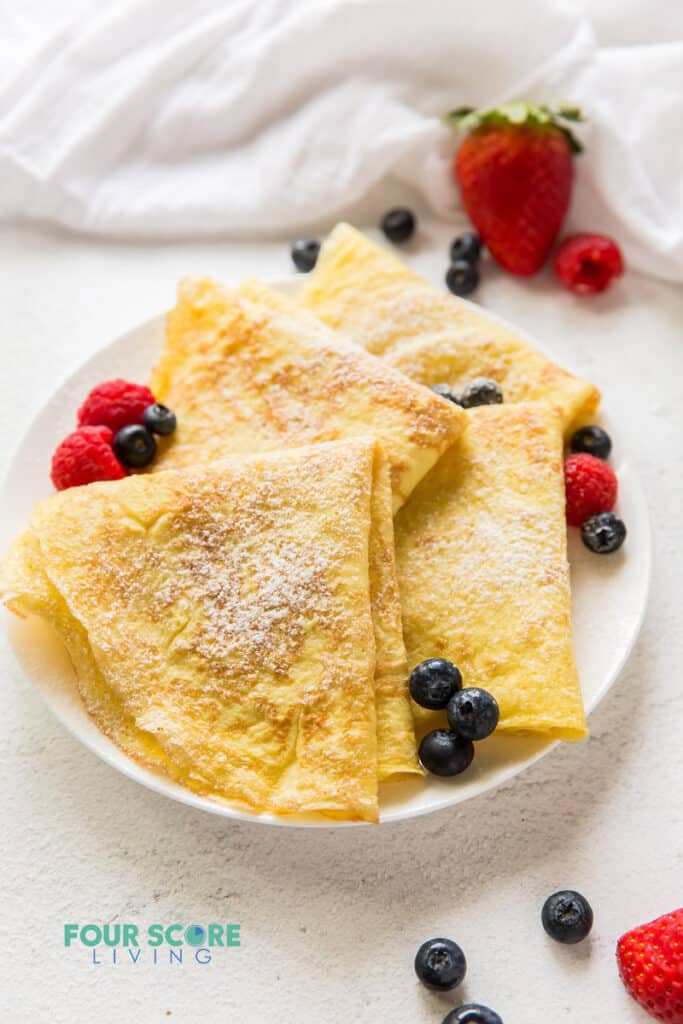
[581,512,626,554]
[450,232,482,264]
[381,207,416,243]
[446,260,479,296]
[409,659,462,710]
[459,377,503,408]
[447,687,499,741]
[541,890,593,944]
[113,424,157,468]
[419,730,474,777]
[570,425,612,460]
[442,1005,503,1024]
[291,239,320,273]
[414,937,466,991]
[431,383,463,406]
[143,403,177,437]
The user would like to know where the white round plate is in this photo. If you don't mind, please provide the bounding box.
[1,279,651,827]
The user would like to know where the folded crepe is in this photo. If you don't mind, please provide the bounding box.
[394,402,586,741]
[150,276,465,512]
[300,223,600,434]
[1,440,420,822]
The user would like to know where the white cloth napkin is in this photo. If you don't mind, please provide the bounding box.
[1,0,682,281]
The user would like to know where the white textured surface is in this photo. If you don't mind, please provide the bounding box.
[0,222,680,1024]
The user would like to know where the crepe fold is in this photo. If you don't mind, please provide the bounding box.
[150,276,464,512]
[300,223,600,435]
[394,403,586,741]
[1,440,421,822]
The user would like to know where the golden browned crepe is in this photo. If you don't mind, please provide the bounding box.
[150,277,465,512]
[300,223,600,434]
[1,440,420,821]
[394,403,586,741]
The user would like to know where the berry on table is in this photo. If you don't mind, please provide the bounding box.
[291,239,320,273]
[409,658,462,710]
[143,403,177,436]
[450,232,482,264]
[431,383,463,406]
[381,207,416,243]
[617,907,683,1024]
[78,379,156,433]
[113,424,157,469]
[564,453,617,527]
[446,260,479,297]
[541,890,593,944]
[419,730,474,777]
[554,233,624,294]
[50,426,126,491]
[414,937,467,991]
[442,1005,503,1024]
[447,687,499,741]
[581,512,626,554]
[459,377,503,408]
[570,424,612,461]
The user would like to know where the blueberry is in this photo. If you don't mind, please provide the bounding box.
[143,403,177,437]
[414,937,466,991]
[409,658,462,710]
[581,512,626,554]
[381,207,416,243]
[570,424,612,460]
[291,239,320,273]
[431,383,463,406]
[113,424,157,468]
[442,1005,503,1024]
[447,687,499,741]
[459,377,503,408]
[446,260,480,297]
[450,232,482,264]
[419,730,474,777]
[541,890,593,944]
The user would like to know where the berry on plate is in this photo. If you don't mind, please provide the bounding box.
[581,512,626,554]
[291,239,320,273]
[541,890,593,944]
[431,383,463,406]
[113,424,157,469]
[446,260,480,297]
[409,658,462,709]
[143,403,177,436]
[418,730,474,777]
[381,207,416,243]
[77,379,156,433]
[447,687,499,741]
[554,233,624,294]
[570,424,612,461]
[564,452,617,528]
[447,101,583,275]
[617,907,683,1023]
[414,937,467,991]
[442,1005,503,1024]
[450,232,482,264]
[459,377,503,408]
[50,426,126,491]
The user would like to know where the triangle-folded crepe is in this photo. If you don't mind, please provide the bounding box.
[394,403,587,741]
[300,223,600,435]
[1,440,418,822]
[150,277,465,512]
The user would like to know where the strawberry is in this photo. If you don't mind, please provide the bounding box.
[617,907,683,1023]
[446,102,584,275]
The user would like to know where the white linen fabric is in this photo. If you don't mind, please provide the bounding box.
[0,0,681,280]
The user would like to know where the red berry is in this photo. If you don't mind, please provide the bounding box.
[50,426,126,491]
[78,379,156,433]
[617,908,683,1024]
[554,233,624,294]
[564,453,617,527]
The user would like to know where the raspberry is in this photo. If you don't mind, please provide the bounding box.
[50,426,126,491]
[554,233,624,294]
[78,379,156,433]
[564,453,617,527]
